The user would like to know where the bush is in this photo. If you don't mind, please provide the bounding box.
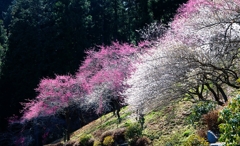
[157,129,194,145]
[102,136,114,146]
[100,131,113,143]
[202,110,220,133]
[196,129,207,139]
[183,134,209,146]
[164,134,182,146]
[183,129,192,137]
[113,128,126,143]
[88,139,94,146]
[135,136,151,146]
[194,108,220,140]
[79,134,92,146]
[93,140,101,146]
[125,123,142,140]
[187,101,216,126]
[219,95,240,145]
[125,123,143,145]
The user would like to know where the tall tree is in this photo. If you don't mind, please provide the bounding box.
[0,0,92,131]
[0,20,7,76]
[0,0,13,20]
[151,0,187,23]
[0,20,8,132]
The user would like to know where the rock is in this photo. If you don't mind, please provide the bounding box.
[207,130,218,143]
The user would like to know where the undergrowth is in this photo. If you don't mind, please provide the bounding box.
[46,99,205,146]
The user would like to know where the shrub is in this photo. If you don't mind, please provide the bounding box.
[183,129,192,137]
[183,134,209,146]
[93,140,101,146]
[158,129,193,146]
[219,95,240,145]
[79,134,92,146]
[88,139,94,146]
[164,133,182,146]
[125,123,142,145]
[135,136,151,146]
[196,129,207,139]
[102,136,114,146]
[202,110,220,133]
[187,101,216,126]
[194,109,220,140]
[100,131,113,143]
[113,128,126,143]
[125,123,142,140]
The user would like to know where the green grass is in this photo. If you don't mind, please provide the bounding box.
[46,99,197,145]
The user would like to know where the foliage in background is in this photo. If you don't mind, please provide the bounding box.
[219,95,240,145]
[0,20,7,77]
[0,0,12,20]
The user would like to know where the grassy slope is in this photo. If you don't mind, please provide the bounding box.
[45,98,198,145]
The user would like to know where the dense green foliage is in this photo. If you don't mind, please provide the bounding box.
[219,95,240,146]
[183,134,209,146]
[125,123,142,141]
[0,0,12,20]
[79,134,92,146]
[0,0,187,132]
[187,101,216,126]
[102,136,114,146]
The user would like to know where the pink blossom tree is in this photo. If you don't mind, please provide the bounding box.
[20,75,86,141]
[21,75,77,120]
[76,41,151,121]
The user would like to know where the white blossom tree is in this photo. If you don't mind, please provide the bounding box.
[124,0,240,113]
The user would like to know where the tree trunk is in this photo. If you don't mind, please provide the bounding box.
[78,109,86,126]
[65,110,70,141]
[216,84,228,102]
[110,99,121,122]
[205,83,223,105]
[196,85,205,100]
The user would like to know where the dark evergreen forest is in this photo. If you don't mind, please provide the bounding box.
[0,0,187,132]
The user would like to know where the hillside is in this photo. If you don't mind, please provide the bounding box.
[45,98,198,146]
[1,1,239,145]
